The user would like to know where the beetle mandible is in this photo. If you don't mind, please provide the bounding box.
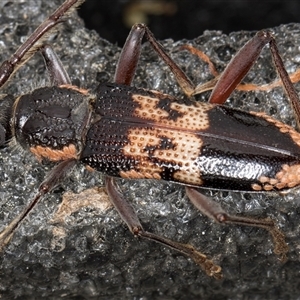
[1,0,299,279]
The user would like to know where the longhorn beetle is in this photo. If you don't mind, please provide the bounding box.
[0,0,299,279]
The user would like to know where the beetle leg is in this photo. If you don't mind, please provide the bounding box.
[105,177,223,279]
[183,43,300,96]
[0,0,82,89]
[206,31,300,127]
[115,23,195,96]
[269,37,300,129]
[40,44,72,86]
[180,45,270,95]
[185,187,289,261]
[0,159,76,251]
[114,24,145,85]
[178,45,221,95]
[207,31,273,104]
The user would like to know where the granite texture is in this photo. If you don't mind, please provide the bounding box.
[0,1,300,299]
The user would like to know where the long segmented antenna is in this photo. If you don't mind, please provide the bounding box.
[0,0,84,89]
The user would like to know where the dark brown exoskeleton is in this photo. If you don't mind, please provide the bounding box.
[1,0,300,279]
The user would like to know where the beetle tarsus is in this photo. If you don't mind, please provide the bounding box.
[139,231,223,279]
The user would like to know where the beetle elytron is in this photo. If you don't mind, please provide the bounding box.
[1,0,300,279]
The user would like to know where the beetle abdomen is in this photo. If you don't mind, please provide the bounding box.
[80,83,300,191]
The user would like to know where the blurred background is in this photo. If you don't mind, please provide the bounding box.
[78,0,300,45]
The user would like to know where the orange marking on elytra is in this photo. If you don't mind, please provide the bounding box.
[251,183,263,191]
[123,127,204,185]
[30,144,78,162]
[253,163,300,191]
[131,94,213,131]
[120,169,161,180]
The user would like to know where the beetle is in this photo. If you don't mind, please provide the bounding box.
[0,0,299,279]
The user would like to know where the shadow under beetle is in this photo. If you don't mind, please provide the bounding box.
[2,0,300,279]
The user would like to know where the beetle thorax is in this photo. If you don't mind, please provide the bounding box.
[12,86,93,161]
